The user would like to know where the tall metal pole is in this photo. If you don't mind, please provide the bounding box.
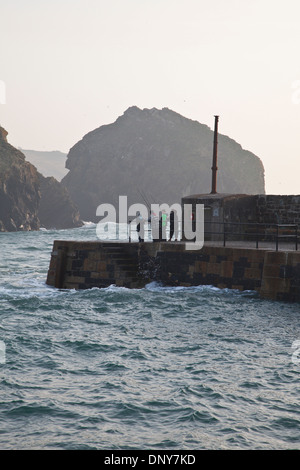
[211,115,219,194]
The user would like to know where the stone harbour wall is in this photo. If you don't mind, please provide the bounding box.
[158,245,265,292]
[46,240,300,302]
[260,250,300,302]
[255,195,300,225]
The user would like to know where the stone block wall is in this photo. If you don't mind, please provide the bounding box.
[181,194,300,244]
[157,246,265,292]
[260,250,300,302]
[46,240,180,290]
[46,240,300,302]
[255,195,300,225]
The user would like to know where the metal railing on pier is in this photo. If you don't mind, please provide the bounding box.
[98,220,299,251]
[206,222,299,251]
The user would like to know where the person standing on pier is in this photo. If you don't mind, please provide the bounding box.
[136,211,144,242]
[169,209,178,241]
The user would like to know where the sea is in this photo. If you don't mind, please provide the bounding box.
[0,222,300,451]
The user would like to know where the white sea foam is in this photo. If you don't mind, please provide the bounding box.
[0,227,299,451]
[81,221,96,227]
[0,341,6,364]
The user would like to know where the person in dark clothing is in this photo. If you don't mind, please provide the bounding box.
[136,211,144,242]
[158,210,167,241]
[169,209,178,241]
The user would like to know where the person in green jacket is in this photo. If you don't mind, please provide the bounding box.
[159,210,168,241]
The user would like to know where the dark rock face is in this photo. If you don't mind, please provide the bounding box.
[0,126,83,231]
[0,127,40,231]
[38,174,83,229]
[62,106,265,222]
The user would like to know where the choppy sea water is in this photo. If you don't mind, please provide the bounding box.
[1,224,300,450]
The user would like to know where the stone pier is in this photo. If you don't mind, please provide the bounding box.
[46,240,300,302]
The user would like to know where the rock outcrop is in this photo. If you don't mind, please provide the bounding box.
[38,174,82,229]
[0,126,40,231]
[0,126,82,231]
[62,106,265,222]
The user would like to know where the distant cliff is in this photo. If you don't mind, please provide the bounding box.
[38,174,82,229]
[62,107,265,222]
[0,126,40,231]
[21,149,68,181]
[0,127,82,231]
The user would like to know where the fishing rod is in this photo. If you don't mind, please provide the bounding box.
[137,188,151,211]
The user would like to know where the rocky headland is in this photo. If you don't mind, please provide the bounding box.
[0,126,40,231]
[62,106,265,222]
[38,174,82,230]
[0,126,82,231]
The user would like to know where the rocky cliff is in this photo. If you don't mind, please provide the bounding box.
[0,126,82,231]
[62,107,265,222]
[38,174,82,229]
[0,126,40,231]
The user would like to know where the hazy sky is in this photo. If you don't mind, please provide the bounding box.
[1,0,300,194]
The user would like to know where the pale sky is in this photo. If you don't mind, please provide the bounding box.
[0,0,300,194]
